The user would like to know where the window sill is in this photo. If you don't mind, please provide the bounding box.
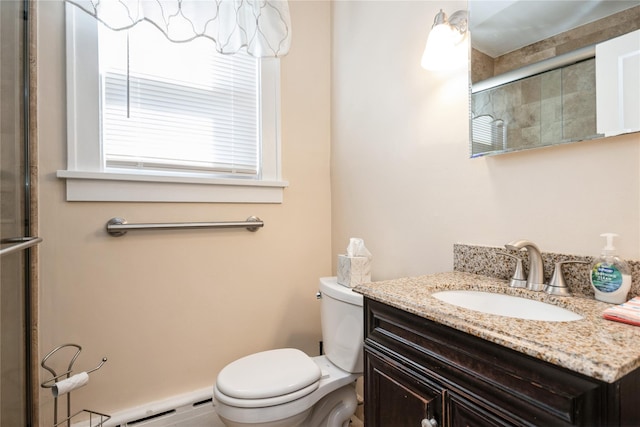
[56,170,288,203]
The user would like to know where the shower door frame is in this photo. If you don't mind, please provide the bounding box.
[0,1,38,425]
[27,0,39,425]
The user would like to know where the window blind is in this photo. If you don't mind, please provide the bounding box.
[98,21,260,176]
[472,115,505,150]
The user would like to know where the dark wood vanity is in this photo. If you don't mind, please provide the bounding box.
[363,298,640,426]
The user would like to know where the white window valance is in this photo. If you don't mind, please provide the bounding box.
[65,0,292,57]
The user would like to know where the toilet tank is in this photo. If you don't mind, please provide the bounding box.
[318,277,364,374]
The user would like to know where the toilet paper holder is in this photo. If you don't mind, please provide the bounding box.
[41,343,110,427]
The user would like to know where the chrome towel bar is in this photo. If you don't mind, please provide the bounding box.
[0,236,42,257]
[106,216,263,237]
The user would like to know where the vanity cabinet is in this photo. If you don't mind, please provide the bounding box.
[363,298,640,427]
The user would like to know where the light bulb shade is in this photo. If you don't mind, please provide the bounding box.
[421,10,469,71]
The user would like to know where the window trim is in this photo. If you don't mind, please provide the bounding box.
[58,4,287,203]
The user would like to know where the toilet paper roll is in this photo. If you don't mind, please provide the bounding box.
[52,372,89,397]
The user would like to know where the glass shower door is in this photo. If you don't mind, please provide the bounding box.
[0,1,38,426]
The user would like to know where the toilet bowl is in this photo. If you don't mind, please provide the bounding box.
[213,277,363,427]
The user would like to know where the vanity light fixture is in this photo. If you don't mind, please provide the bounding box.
[421,9,469,71]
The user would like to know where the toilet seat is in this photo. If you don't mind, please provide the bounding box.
[215,381,319,409]
[215,348,321,408]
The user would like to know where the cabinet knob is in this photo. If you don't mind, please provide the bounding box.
[421,418,438,427]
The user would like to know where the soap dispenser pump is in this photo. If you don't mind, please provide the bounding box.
[590,233,632,304]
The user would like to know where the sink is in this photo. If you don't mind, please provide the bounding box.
[432,290,583,322]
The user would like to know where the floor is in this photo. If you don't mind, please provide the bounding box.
[350,414,365,427]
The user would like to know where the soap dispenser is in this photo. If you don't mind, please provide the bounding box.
[590,233,632,304]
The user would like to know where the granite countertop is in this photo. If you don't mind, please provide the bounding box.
[354,271,640,383]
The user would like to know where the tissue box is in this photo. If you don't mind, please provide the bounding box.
[337,255,371,287]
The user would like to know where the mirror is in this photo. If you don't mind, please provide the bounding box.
[469,1,640,158]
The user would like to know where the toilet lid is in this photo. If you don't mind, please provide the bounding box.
[216,348,321,400]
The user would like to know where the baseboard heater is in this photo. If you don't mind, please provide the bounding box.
[78,387,221,427]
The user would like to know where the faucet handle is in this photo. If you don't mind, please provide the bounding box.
[498,252,527,288]
[544,260,589,297]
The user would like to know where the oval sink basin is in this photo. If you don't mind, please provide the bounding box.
[432,290,583,322]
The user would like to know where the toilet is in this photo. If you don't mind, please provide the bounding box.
[213,277,363,427]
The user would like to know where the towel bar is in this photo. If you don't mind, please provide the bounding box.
[106,216,263,237]
[0,236,42,257]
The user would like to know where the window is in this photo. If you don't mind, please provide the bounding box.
[58,4,287,202]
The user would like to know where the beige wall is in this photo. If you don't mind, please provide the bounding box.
[37,0,331,423]
[331,0,640,281]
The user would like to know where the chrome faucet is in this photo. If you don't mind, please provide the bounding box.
[504,240,545,291]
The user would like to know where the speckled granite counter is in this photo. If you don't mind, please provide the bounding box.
[354,271,640,383]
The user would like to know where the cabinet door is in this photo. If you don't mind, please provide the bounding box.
[365,349,442,427]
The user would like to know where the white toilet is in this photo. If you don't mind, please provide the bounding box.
[213,277,363,427]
